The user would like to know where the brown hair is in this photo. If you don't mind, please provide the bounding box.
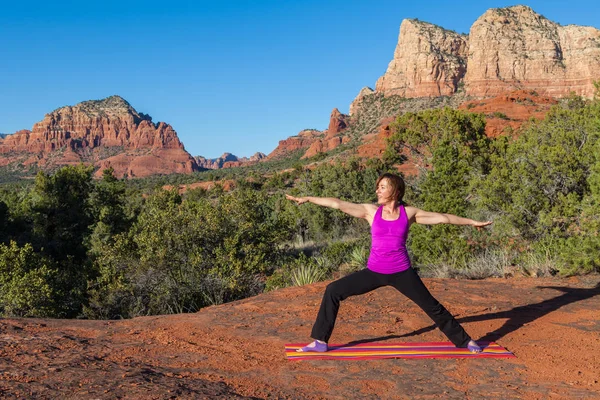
[376,173,405,204]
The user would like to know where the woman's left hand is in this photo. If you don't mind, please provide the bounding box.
[286,194,309,205]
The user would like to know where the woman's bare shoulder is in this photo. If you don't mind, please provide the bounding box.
[403,205,420,219]
[360,203,379,225]
[364,203,379,213]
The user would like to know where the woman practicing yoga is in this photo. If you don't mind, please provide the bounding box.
[286,173,492,353]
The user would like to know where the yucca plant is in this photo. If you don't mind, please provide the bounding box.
[291,263,325,286]
[348,246,369,271]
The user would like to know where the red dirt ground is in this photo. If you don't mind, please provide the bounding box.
[1,274,599,399]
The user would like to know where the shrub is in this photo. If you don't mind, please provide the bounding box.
[491,111,510,120]
[291,263,326,286]
[386,108,491,267]
[0,241,58,317]
[348,245,369,271]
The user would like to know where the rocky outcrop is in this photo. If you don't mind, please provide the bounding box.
[195,153,239,169]
[375,6,600,100]
[2,276,597,398]
[459,89,557,137]
[326,109,350,138]
[266,129,323,160]
[302,136,351,159]
[222,152,266,168]
[375,19,468,98]
[349,87,375,116]
[0,96,198,178]
[465,5,600,98]
[195,152,267,169]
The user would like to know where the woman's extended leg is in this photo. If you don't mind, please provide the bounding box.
[299,268,384,352]
[389,268,479,351]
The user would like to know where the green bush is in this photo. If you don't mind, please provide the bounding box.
[0,241,58,317]
[86,188,293,318]
[386,108,491,267]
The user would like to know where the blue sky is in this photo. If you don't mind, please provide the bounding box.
[1,1,599,159]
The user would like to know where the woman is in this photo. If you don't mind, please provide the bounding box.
[286,173,492,353]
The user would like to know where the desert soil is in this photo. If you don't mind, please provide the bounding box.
[1,274,599,399]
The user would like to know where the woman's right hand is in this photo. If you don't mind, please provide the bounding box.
[285,194,309,205]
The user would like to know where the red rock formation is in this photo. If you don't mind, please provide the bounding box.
[1,276,598,398]
[355,117,396,159]
[194,152,266,169]
[195,153,239,169]
[266,130,323,160]
[375,6,600,100]
[326,108,350,138]
[0,96,198,178]
[355,90,557,174]
[458,90,557,137]
[349,87,375,116]
[375,19,468,98]
[355,118,417,176]
[465,6,600,98]
[302,136,351,159]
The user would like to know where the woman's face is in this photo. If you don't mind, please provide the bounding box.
[376,178,394,204]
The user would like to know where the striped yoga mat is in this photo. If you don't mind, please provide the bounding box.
[285,341,514,360]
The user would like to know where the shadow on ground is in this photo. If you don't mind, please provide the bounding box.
[338,282,600,347]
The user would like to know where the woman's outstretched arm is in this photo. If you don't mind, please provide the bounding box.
[405,206,492,228]
[285,194,377,221]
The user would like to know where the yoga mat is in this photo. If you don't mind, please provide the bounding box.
[285,341,515,360]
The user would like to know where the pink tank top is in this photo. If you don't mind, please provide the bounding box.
[367,205,412,274]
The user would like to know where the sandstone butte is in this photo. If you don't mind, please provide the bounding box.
[269,5,600,161]
[376,5,600,99]
[0,95,198,179]
[0,275,599,398]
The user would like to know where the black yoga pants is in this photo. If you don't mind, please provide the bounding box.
[310,267,471,347]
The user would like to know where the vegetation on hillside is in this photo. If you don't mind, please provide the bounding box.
[1,94,599,319]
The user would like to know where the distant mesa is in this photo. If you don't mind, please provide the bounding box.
[194,152,266,169]
[0,95,198,178]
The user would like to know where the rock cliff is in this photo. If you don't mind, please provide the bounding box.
[0,96,198,178]
[375,5,600,99]
[375,19,468,97]
[465,5,600,98]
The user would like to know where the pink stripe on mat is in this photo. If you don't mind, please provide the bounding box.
[285,341,515,360]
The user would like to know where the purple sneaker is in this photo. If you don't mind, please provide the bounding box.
[296,341,328,353]
[467,340,482,353]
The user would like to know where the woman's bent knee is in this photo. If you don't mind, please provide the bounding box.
[325,281,349,301]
